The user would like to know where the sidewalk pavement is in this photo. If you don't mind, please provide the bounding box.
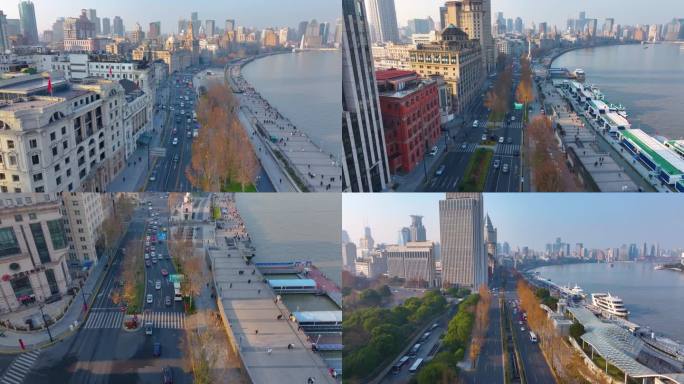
[108,85,170,192]
[393,131,451,191]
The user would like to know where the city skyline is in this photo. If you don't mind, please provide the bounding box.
[1,0,339,34]
[342,193,684,251]
[394,0,684,30]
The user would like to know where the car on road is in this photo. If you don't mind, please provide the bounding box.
[172,137,178,145]
[519,321,523,325]
[498,137,504,144]
[145,260,151,267]
[507,137,513,144]
[153,342,162,357]
[150,251,155,258]
[481,134,487,141]
[145,322,153,335]
[152,257,158,264]
[186,131,192,138]
[162,366,173,383]
[511,116,516,121]
[493,159,500,169]
[172,154,179,163]
[146,294,153,304]
[472,120,479,128]
[165,296,172,307]
[521,327,525,332]
[502,164,509,173]
[155,280,161,290]
[461,142,467,150]
[435,165,446,176]
[149,173,157,182]
[161,269,169,277]
[428,146,438,156]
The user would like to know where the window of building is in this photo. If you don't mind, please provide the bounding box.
[9,155,16,166]
[14,215,22,222]
[30,223,51,264]
[52,147,58,156]
[47,219,68,250]
[56,176,61,185]
[29,139,38,149]
[32,173,43,182]
[7,140,14,149]
[10,275,34,301]
[0,227,21,257]
[45,269,60,295]
[28,213,37,220]
[12,175,19,182]
[31,155,40,165]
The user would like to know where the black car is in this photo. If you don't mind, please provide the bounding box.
[162,366,173,384]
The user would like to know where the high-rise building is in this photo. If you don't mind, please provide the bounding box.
[62,193,108,265]
[587,18,598,37]
[409,215,427,242]
[0,194,73,313]
[148,21,161,40]
[297,21,309,40]
[342,242,357,272]
[484,214,496,256]
[204,20,215,37]
[441,0,495,73]
[603,18,615,38]
[386,242,436,287]
[538,22,548,37]
[101,17,111,35]
[342,0,391,192]
[514,17,523,34]
[398,227,411,245]
[112,16,124,37]
[86,9,100,35]
[439,193,487,289]
[225,19,235,32]
[0,11,9,52]
[365,0,400,43]
[359,226,375,256]
[506,18,513,33]
[18,0,39,44]
[407,18,432,35]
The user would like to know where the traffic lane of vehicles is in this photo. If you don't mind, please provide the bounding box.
[381,324,445,383]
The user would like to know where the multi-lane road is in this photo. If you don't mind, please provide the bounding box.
[19,195,191,384]
[422,60,526,192]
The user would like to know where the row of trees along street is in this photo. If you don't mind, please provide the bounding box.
[484,58,514,126]
[515,57,535,122]
[516,278,610,384]
[186,83,260,192]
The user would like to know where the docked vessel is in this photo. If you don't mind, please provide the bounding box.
[591,293,629,318]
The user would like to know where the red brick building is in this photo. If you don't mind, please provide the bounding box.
[376,69,441,174]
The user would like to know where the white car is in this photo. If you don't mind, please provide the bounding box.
[481,134,487,141]
[155,280,161,290]
[146,294,153,304]
[498,137,505,144]
[172,137,178,145]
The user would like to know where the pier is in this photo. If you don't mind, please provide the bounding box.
[207,195,337,383]
[227,56,342,192]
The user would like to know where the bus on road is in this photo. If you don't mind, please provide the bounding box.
[409,358,424,373]
[391,356,410,374]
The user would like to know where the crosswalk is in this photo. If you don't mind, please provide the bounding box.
[0,350,40,384]
[140,311,185,329]
[84,310,124,329]
[496,144,521,156]
[455,143,479,153]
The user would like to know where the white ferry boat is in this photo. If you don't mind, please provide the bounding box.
[591,293,629,318]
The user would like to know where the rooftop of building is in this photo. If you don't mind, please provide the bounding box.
[375,69,416,81]
[376,69,435,99]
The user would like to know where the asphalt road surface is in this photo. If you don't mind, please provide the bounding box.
[22,196,192,384]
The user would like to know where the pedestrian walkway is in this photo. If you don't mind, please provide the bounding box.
[455,143,479,153]
[0,350,40,384]
[495,144,521,156]
[140,311,185,329]
[82,310,124,330]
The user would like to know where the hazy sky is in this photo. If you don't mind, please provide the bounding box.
[395,0,684,30]
[1,0,339,34]
[343,194,684,251]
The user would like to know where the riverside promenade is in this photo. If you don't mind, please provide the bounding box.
[228,57,342,192]
[207,194,336,383]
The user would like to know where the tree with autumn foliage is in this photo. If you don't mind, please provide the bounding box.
[186,83,259,191]
[469,285,492,363]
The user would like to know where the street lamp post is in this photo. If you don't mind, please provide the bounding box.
[38,304,53,343]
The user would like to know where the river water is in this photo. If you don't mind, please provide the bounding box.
[235,193,341,286]
[532,262,684,341]
[553,43,684,139]
[242,51,342,159]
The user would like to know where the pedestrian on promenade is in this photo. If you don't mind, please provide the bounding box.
[255,329,259,335]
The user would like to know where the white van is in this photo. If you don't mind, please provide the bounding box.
[472,120,479,128]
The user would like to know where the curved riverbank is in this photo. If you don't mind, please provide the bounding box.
[551,43,684,139]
